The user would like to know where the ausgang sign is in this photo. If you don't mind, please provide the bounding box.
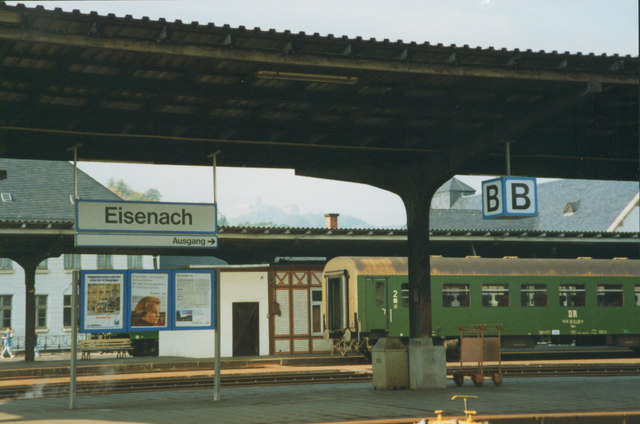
[75,199,217,248]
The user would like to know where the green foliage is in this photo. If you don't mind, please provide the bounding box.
[108,178,162,201]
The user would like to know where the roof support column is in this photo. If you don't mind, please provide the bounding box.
[299,160,449,388]
[393,167,446,339]
[403,185,433,338]
[394,166,449,389]
[11,255,47,362]
[298,161,447,338]
[23,263,36,362]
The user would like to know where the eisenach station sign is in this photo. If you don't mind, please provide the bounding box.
[75,199,218,248]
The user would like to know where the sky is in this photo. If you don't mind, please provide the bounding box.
[10,1,638,227]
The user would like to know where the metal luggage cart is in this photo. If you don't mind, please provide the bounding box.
[452,324,503,387]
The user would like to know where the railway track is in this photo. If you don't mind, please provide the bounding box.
[499,363,640,377]
[2,363,639,399]
[0,370,371,399]
[500,347,638,361]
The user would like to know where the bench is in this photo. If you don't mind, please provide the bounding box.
[78,338,132,360]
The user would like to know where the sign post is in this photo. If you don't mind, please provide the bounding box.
[69,270,79,410]
[214,269,221,402]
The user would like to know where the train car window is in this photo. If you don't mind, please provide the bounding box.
[520,284,548,307]
[482,284,509,307]
[375,280,385,307]
[559,284,586,307]
[597,284,623,307]
[635,286,640,306]
[401,283,410,308]
[442,284,470,307]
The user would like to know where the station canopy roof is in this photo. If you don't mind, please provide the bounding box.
[0,2,637,181]
[2,217,638,264]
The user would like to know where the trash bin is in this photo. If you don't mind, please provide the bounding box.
[371,337,408,389]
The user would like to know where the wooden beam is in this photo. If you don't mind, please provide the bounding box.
[1,25,636,85]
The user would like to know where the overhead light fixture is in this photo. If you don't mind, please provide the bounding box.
[256,70,358,85]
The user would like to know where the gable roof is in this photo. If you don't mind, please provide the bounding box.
[439,178,638,232]
[435,177,475,195]
[0,158,121,223]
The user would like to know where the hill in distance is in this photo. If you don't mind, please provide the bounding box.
[223,201,398,229]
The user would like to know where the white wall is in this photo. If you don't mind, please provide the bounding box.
[159,330,215,357]
[220,270,269,357]
[158,268,269,359]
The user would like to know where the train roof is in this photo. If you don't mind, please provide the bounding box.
[322,256,640,277]
[323,256,409,277]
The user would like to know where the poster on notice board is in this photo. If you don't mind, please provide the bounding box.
[130,272,169,329]
[174,272,213,328]
[82,272,125,331]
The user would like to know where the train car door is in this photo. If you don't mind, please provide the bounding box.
[364,277,389,332]
[387,280,410,337]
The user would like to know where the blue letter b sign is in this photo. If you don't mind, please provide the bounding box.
[482,177,537,219]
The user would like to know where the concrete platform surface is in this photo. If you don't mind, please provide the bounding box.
[0,376,639,424]
[1,353,639,423]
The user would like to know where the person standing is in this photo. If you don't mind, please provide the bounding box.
[34,330,40,358]
[1,327,15,359]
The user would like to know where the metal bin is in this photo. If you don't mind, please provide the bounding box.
[371,337,408,389]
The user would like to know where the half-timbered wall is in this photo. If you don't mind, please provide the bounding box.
[270,265,331,354]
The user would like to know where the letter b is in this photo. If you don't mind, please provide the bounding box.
[486,185,500,212]
[510,183,531,210]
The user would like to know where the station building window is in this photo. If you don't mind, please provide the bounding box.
[0,258,13,271]
[310,289,323,335]
[97,254,113,270]
[63,295,72,328]
[520,284,548,307]
[128,255,143,269]
[64,254,81,270]
[482,284,509,307]
[36,295,47,329]
[0,295,11,328]
[597,284,623,307]
[442,284,470,307]
[559,284,586,307]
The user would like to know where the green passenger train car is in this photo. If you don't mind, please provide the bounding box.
[322,256,640,356]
